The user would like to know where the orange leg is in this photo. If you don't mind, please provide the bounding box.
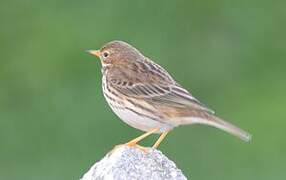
[152,131,169,149]
[125,128,159,147]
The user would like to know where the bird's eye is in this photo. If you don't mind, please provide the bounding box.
[102,51,109,58]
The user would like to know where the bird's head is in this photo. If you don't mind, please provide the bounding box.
[87,40,142,67]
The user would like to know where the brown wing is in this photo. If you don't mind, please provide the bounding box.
[107,58,215,116]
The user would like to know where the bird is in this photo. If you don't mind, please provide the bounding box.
[87,40,251,150]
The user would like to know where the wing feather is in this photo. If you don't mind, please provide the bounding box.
[109,78,215,114]
[106,57,215,115]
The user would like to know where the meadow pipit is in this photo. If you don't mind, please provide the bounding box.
[87,41,251,150]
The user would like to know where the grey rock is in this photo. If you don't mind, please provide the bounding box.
[81,145,187,180]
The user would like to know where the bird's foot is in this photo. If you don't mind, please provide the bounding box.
[127,143,150,153]
[110,143,150,153]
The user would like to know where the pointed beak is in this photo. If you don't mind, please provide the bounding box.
[86,50,101,57]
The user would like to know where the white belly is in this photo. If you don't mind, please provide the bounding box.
[110,105,171,133]
[102,75,174,133]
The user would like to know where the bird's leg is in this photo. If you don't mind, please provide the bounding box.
[125,128,159,147]
[112,128,159,153]
[152,131,169,149]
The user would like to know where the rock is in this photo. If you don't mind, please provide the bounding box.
[81,145,187,180]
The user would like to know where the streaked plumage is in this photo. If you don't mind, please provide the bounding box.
[88,40,251,148]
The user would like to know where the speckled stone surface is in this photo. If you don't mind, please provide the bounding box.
[81,145,187,180]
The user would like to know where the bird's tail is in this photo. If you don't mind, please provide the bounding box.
[180,115,252,142]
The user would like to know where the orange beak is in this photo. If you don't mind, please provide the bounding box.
[87,50,101,57]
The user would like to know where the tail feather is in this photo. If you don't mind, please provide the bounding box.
[180,115,252,142]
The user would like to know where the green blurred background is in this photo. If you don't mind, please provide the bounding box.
[1,0,285,179]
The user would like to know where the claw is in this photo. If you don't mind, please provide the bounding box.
[130,144,150,153]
